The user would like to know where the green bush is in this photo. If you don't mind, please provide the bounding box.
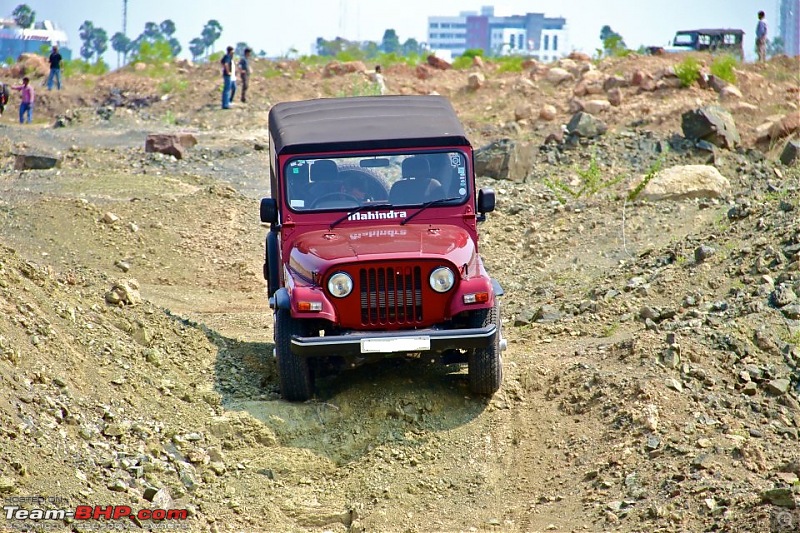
[674,55,701,87]
[710,54,737,84]
[495,55,525,73]
[62,59,109,76]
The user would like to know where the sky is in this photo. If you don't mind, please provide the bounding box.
[4,0,777,64]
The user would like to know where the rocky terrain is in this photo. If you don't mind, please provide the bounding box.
[0,51,798,533]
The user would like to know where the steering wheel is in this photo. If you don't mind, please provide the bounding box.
[310,192,360,208]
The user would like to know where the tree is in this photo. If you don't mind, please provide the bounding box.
[12,4,35,28]
[79,21,96,61]
[111,31,132,67]
[189,37,206,61]
[767,36,785,57]
[159,19,176,38]
[381,29,400,54]
[143,22,161,42]
[92,28,108,63]
[402,38,423,56]
[235,42,249,57]
[201,20,223,56]
[168,37,181,58]
[599,25,627,56]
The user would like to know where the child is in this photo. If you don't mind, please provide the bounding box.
[11,77,34,124]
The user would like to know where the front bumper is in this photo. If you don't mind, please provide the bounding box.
[291,325,498,357]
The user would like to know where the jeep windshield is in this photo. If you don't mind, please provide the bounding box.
[284,151,469,213]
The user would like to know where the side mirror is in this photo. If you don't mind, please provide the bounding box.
[477,188,495,213]
[260,197,278,224]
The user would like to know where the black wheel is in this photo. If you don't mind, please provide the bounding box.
[467,299,503,395]
[274,308,314,401]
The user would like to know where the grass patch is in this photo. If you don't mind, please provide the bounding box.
[544,151,625,204]
[710,54,738,84]
[335,79,380,97]
[158,77,188,95]
[495,55,525,73]
[674,56,701,87]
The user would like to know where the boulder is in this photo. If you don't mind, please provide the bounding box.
[426,55,452,70]
[539,104,557,121]
[681,106,740,150]
[474,139,534,182]
[583,100,611,114]
[514,104,534,121]
[467,72,485,90]
[472,56,485,69]
[546,68,573,85]
[780,139,800,166]
[637,165,731,201]
[568,51,592,62]
[631,70,653,87]
[768,111,800,141]
[322,61,367,77]
[719,85,743,100]
[603,76,629,91]
[145,133,197,160]
[415,64,435,80]
[607,88,623,106]
[14,153,61,170]
[566,111,607,138]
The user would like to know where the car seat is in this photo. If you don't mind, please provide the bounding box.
[389,157,445,205]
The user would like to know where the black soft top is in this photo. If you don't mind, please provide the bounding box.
[269,95,471,155]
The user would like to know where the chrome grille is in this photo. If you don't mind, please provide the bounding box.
[359,265,423,326]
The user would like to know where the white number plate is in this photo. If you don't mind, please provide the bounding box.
[361,336,431,354]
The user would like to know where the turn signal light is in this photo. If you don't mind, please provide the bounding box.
[463,292,489,304]
[297,301,323,312]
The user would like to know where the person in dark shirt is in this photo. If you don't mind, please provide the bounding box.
[220,46,234,109]
[238,48,253,103]
[47,45,63,91]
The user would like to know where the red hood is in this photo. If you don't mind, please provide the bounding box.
[288,224,477,280]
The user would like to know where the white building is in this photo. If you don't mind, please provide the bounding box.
[428,6,567,60]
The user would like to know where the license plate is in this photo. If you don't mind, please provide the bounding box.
[361,336,431,354]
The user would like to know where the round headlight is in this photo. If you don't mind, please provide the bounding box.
[429,267,455,293]
[327,272,353,298]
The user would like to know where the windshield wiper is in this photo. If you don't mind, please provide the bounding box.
[329,202,391,230]
[400,197,461,226]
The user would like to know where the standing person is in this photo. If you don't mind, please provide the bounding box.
[238,48,253,103]
[220,46,234,109]
[11,77,34,124]
[373,65,387,95]
[47,45,62,90]
[756,11,768,62]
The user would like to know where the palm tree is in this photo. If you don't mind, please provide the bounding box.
[111,31,131,67]
[160,19,176,38]
[92,28,108,63]
[79,21,95,61]
[12,4,35,28]
[189,37,205,62]
[201,19,223,57]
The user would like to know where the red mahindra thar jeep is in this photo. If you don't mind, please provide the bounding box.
[260,95,505,401]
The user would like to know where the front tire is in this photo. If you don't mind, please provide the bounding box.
[467,299,503,395]
[275,308,314,401]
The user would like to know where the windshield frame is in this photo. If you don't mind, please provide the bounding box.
[281,148,472,215]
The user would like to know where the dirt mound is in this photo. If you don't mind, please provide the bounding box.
[0,52,798,532]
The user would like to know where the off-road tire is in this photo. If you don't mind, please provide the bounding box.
[467,299,502,395]
[275,308,314,401]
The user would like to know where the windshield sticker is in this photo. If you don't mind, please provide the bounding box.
[347,210,407,221]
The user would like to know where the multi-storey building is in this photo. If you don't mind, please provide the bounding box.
[428,5,567,61]
[779,0,799,57]
[0,18,70,62]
